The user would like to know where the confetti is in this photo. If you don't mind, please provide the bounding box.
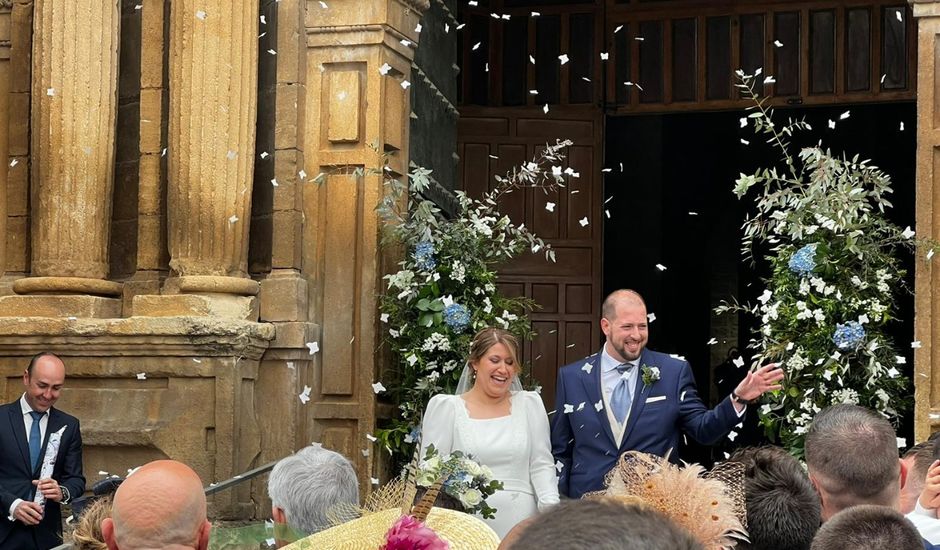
[555,461,564,472]
[271,178,278,187]
[727,431,738,442]
[299,169,307,180]
[900,122,905,131]
[299,385,312,404]
[401,80,411,90]
[881,74,888,84]
[472,42,482,51]
[732,356,745,368]
[886,367,900,378]
[563,404,574,414]
[380,313,389,323]
[529,89,539,95]
[379,63,392,76]
[400,39,412,48]
[634,36,644,42]
[680,391,687,402]
[739,117,748,128]
[46,88,55,96]
[9,159,18,167]
[839,111,851,120]
[594,400,603,412]
[576,402,585,411]
[828,119,836,130]
[228,215,239,224]
[902,226,915,239]
[740,139,750,145]
[579,217,589,227]
[912,341,923,349]
[531,11,540,17]
[763,76,776,85]
[366,433,377,442]
[136,373,147,380]
[529,55,536,64]
[319,1,328,8]
[773,40,783,47]
[929,249,936,261]
[896,356,907,365]
[707,338,718,345]
[647,312,656,323]
[558,54,569,65]
[600,52,609,61]
[267,49,277,55]
[286,361,295,370]
[897,437,907,449]
[372,382,386,394]
[306,341,320,354]
[543,104,549,114]
[614,25,623,33]
[226,150,237,160]
[261,15,266,24]
[655,263,667,271]
[545,202,556,212]
[196,10,207,20]
[370,477,379,485]
[260,151,270,159]
[858,313,870,324]
[192,359,202,363]
[415,23,422,33]
[581,362,593,374]
[896,10,903,22]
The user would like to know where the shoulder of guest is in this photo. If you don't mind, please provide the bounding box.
[559,352,601,373]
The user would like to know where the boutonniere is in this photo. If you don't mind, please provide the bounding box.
[641,364,661,388]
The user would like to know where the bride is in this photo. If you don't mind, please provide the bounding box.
[419,327,559,538]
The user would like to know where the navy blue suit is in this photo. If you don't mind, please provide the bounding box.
[550,349,740,498]
[0,399,85,550]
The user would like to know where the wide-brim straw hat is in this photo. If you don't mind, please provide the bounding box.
[281,507,500,550]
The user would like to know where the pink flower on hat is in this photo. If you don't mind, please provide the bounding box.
[381,515,450,550]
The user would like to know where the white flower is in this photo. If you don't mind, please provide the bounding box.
[799,279,810,295]
[462,459,483,477]
[451,261,467,283]
[458,488,483,508]
[386,270,415,290]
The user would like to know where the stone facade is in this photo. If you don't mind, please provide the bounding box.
[0,0,426,518]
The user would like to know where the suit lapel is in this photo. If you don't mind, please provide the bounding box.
[579,353,618,449]
[620,349,653,449]
[7,400,31,471]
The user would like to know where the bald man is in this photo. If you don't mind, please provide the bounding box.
[102,460,211,550]
[0,352,85,549]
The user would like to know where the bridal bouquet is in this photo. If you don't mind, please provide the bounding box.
[418,445,503,519]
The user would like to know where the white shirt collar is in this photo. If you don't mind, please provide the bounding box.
[19,393,46,417]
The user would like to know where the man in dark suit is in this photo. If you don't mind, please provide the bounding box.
[551,289,783,498]
[0,352,85,549]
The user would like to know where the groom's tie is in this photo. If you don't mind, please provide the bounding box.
[610,363,634,425]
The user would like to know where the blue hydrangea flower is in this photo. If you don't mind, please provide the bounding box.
[413,241,437,271]
[789,244,818,276]
[443,303,471,332]
[833,321,866,349]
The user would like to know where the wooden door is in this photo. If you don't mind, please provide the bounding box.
[457,106,603,409]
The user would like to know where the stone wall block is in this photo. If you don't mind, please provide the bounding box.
[259,274,308,322]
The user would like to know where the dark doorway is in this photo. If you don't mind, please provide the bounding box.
[603,102,917,462]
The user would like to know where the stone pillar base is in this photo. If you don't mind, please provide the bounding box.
[133,294,260,321]
[0,295,122,318]
[165,276,260,297]
[13,277,123,297]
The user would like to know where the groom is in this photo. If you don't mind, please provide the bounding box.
[551,289,783,498]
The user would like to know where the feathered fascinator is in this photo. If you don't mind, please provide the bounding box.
[586,451,749,550]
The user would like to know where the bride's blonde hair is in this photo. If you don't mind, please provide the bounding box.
[468,328,520,372]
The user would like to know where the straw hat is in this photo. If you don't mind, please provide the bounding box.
[281,507,499,550]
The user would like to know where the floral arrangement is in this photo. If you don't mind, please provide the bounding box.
[640,365,661,389]
[417,445,503,519]
[374,141,574,463]
[381,515,449,550]
[716,70,936,455]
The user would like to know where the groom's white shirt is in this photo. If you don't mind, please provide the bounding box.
[600,348,638,448]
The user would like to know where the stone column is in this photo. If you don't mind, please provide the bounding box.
[0,1,10,277]
[15,0,122,304]
[912,0,940,441]
[156,0,260,315]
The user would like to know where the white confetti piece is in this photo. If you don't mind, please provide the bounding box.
[897,437,907,449]
[896,10,903,22]
[196,10,207,20]
[379,63,392,76]
[366,433,377,442]
[579,217,589,227]
[271,178,278,187]
[380,313,389,323]
[529,55,536,64]
[655,263,667,271]
[600,52,609,60]
[261,15,266,24]
[912,341,922,349]
[370,477,379,485]
[286,361,295,370]
[406,354,418,366]
[260,151,270,159]
[733,356,745,368]
[529,89,539,95]
[267,49,277,55]
[886,367,900,378]
[739,117,748,128]
[896,356,907,364]
[361,449,370,457]
[647,312,656,323]
[858,314,870,324]
[839,111,851,120]
[319,1,328,8]
[400,39,412,48]
[228,215,239,224]
[401,80,411,90]
[594,400,603,412]
[193,358,202,363]
[707,338,718,345]
[545,202,556,212]
[928,249,936,261]
[563,403,574,414]
[727,431,738,441]
[614,25,623,33]
[46,88,55,96]
[900,122,905,131]
[299,385,312,404]
[680,390,687,402]
[306,341,320,354]
[758,289,772,304]
[543,104,549,114]
[763,76,776,85]
[415,23,422,33]
[10,159,18,167]
[581,362,593,374]
[902,226,915,239]
[136,372,147,380]
[773,40,783,47]
[555,460,564,472]
[740,139,750,145]
[828,119,836,130]
[558,54,569,65]
[472,42,482,51]
[226,150,237,160]
[576,402,585,411]
[372,382,386,394]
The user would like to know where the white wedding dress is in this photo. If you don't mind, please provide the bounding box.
[420,390,560,538]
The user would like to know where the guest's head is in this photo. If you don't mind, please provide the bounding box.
[102,460,210,550]
[468,328,520,398]
[71,496,112,550]
[506,499,703,549]
[729,446,820,550]
[268,444,359,545]
[900,440,935,514]
[810,505,923,550]
[804,404,904,520]
[23,351,66,413]
[600,289,648,363]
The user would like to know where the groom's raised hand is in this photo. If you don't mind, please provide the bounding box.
[733,363,784,406]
